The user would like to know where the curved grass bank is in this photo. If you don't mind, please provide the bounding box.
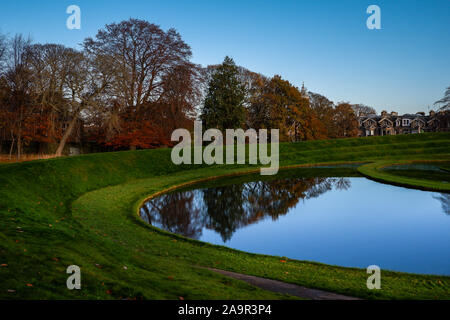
[1,133,450,300]
[358,160,450,193]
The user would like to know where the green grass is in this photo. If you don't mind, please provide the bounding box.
[1,132,450,300]
[383,163,450,183]
[358,160,450,192]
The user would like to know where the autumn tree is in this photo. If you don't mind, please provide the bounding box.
[253,75,291,139]
[0,20,382,158]
[25,42,113,156]
[308,92,335,137]
[332,102,359,138]
[287,83,326,141]
[1,34,35,159]
[27,44,73,153]
[254,75,322,142]
[2,42,84,156]
[153,62,203,138]
[84,18,195,149]
[201,56,246,130]
[246,73,271,130]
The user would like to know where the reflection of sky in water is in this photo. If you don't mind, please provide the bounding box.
[141,177,450,275]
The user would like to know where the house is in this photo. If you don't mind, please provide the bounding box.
[358,110,449,136]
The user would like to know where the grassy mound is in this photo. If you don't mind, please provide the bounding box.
[358,160,450,192]
[1,133,450,299]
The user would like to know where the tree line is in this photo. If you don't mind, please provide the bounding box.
[202,56,374,142]
[0,18,374,159]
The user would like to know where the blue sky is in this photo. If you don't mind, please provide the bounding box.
[0,0,449,114]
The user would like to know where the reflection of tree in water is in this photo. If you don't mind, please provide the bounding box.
[433,194,450,215]
[140,191,203,239]
[202,184,247,242]
[141,177,351,242]
[204,177,351,241]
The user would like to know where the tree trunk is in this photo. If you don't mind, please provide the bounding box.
[55,115,78,157]
[17,136,22,160]
[17,128,22,160]
[9,134,15,160]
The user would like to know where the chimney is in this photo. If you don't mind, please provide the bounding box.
[381,110,387,117]
[390,111,398,116]
[429,110,436,117]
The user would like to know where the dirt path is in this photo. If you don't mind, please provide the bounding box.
[207,268,361,300]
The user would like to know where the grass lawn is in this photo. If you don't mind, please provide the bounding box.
[358,160,450,192]
[1,132,450,300]
[382,165,450,183]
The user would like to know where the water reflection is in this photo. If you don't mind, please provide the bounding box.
[433,194,450,215]
[141,191,204,239]
[140,177,351,241]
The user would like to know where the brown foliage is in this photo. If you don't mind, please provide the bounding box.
[0,20,365,157]
[332,103,360,138]
[247,75,326,141]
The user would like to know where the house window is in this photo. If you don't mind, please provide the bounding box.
[396,120,401,126]
[402,119,410,126]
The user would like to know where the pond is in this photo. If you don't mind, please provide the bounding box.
[381,163,450,183]
[140,174,450,275]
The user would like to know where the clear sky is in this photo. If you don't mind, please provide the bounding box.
[0,0,449,114]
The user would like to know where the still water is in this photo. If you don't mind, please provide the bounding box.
[140,176,450,275]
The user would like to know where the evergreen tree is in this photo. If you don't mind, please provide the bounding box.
[201,56,246,130]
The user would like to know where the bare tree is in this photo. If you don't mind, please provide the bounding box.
[352,103,376,117]
[0,33,7,153]
[28,44,68,109]
[83,19,196,149]
[27,43,113,156]
[156,62,203,131]
[0,33,7,73]
[2,34,33,159]
[54,47,113,156]
[83,18,192,110]
[434,86,450,111]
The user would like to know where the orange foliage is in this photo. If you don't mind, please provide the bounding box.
[104,119,169,149]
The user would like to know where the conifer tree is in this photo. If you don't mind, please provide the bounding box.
[201,56,246,130]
